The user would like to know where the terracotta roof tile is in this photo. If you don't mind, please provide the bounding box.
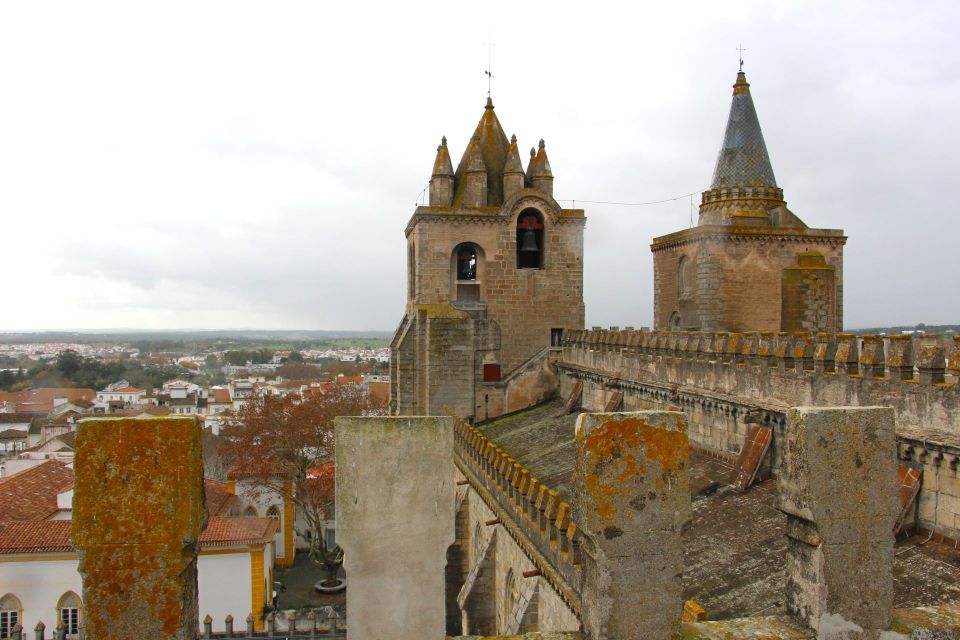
[24,388,96,404]
[204,479,239,517]
[0,460,75,521]
[0,516,274,554]
[0,520,73,554]
[198,517,277,547]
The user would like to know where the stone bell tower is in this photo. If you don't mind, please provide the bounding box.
[390,97,586,421]
[651,70,846,333]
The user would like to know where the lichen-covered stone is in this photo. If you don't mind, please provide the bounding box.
[72,416,205,640]
[574,411,690,640]
[778,407,897,636]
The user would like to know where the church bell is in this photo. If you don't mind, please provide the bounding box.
[519,230,538,253]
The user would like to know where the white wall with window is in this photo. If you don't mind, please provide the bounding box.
[0,557,81,638]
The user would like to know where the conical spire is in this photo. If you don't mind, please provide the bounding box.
[527,139,552,178]
[464,134,486,173]
[428,136,455,206]
[526,139,554,196]
[432,136,454,177]
[453,98,510,206]
[710,71,777,189]
[503,134,525,199]
[504,134,523,174]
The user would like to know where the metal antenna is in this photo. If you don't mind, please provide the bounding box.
[737,44,746,71]
[483,34,496,97]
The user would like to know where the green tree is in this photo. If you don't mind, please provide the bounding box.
[56,349,83,378]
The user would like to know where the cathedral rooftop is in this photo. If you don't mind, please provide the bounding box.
[475,400,960,619]
[710,70,777,190]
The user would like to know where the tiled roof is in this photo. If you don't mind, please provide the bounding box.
[0,413,34,424]
[0,516,275,554]
[15,402,52,414]
[0,520,74,553]
[0,460,75,521]
[210,389,232,404]
[710,71,777,190]
[0,428,29,440]
[199,517,277,548]
[113,387,144,393]
[24,388,96,404]
[204,479,239,517]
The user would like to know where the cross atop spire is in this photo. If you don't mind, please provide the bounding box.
[736,44,746,72]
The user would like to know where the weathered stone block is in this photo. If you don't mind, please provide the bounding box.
[72,417,205,640]
[336,416,455,640]
[574,411,690,640]
[778,407,897,636]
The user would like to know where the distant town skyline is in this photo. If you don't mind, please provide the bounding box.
[1,1,957,331]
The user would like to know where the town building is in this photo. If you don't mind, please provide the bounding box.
[0,459,278,635]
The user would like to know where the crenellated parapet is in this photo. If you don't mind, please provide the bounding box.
[452,416,586,616]
[560,328,959,389]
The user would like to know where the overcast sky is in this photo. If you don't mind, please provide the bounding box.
[1,1,957,332]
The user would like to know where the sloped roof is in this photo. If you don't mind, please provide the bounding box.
[198,516,278,548]
[0,460,75,521]
[710,71,777,190]
[24,388,96,404]
[0,516,276,554]
[0,413,34,424]
[453,97,511,207]
[0,520,73,553]
[204,479,239,517]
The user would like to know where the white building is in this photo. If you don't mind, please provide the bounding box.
[94,381,147,414]
[0,462,278,635]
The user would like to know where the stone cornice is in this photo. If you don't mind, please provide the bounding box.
[650,224,847,252]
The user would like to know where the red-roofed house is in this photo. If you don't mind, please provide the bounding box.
[94,381,146,414]
[0,462,277,634]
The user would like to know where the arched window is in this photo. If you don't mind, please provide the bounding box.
[473,522,483,560]
[0,594,22,639]
[57,592,81,639]
[244,506,258,517]
[266,505,281,521]
[502,569,518,629]
[669,311,682,328]
[678,256,693,300]
[452,243,483,304]
[516,209,544,269]
[456,246,477,281]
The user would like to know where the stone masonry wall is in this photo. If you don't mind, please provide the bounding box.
[651,229,844,332]
[456,467,580,635]
[560,328,960,536]
[405,195,585,375]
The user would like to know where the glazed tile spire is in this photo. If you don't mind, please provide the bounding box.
[710,71,777,189]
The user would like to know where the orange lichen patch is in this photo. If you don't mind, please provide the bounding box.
[683,599,707,622]
[72,417,205,640]
[579,415,688,525]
